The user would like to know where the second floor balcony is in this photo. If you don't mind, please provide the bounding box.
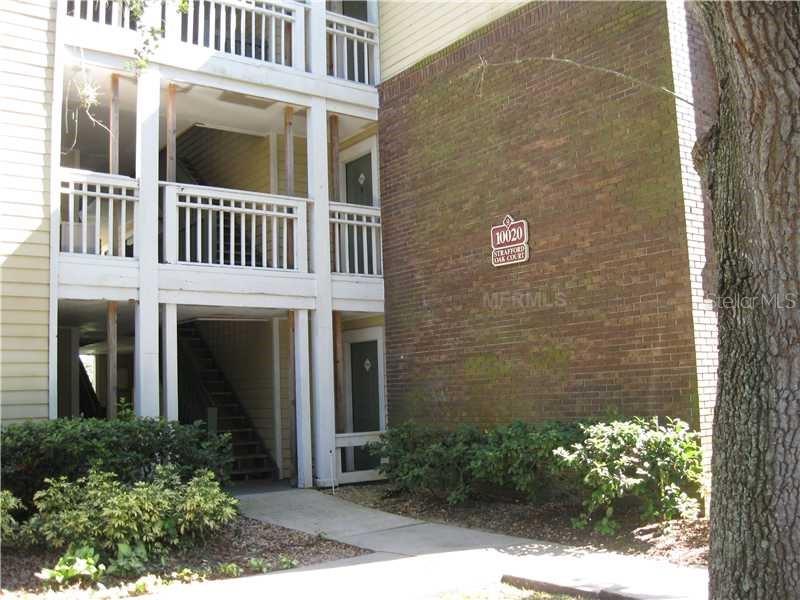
[62,0,380,92]
[55,64,383,309]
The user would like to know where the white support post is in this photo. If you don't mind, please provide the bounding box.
[308,0,326,77]
[294,309,312,488]
[164,185,178,264]
[161,303,179,421]
[291,2,305,72]
[134,64,161,418]
[307,96,336,486]
[272,317,283,478]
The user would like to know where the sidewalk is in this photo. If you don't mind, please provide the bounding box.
[154,488,708,599]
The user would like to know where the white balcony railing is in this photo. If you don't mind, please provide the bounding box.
[65,0,138,30]
[326,12,379,86]
[330,202,382,276]
[60,168,138,258]
[165,0,305,68]
[162,182,308,271]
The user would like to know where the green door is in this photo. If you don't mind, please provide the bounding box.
[345,153,373,206]
[350,340,380,470]
[344,153,376,274]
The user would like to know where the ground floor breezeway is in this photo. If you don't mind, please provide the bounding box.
[56,299,386,487]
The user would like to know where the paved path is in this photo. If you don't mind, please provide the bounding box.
[154,488,708,600]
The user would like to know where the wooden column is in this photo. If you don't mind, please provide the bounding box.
[333,311,346,433]
[109,74,119,174]
[328,114,340,203]
[166,83,177,182]
[106,301,118,418]
[284,107,294,195]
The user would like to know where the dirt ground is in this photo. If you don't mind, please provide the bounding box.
[329,483,708,567]
[1,515,369,597]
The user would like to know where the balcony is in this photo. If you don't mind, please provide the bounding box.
[62,1,381,91]
[161,182,308,272]
[59,168,138,258]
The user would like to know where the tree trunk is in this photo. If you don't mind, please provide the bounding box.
[691,3,800,598]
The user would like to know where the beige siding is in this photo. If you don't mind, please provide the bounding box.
[379,1,526,81]
[176,127,308,196]
[0,0,56,423]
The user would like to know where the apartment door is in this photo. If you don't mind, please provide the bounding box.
[342,152,376,274]
[345,153,373,206]
[344,327,385,471]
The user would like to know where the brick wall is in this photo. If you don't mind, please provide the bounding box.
[379,1,701,428]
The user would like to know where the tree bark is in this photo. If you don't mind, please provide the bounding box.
[691,3,800,598]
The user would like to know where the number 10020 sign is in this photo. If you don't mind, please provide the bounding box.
[490,215,530,267]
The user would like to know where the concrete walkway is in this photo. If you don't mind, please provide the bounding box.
[154,488,708,600]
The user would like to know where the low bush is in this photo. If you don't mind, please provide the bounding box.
[28,466,238,558]
[370,420,586,504]
[369,423,486,504]
[554,417,702,534]
[470,420,585,501]
[371,417,703,533]
[1,418,232,508]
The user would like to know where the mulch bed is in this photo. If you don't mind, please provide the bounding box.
[328,483,708,567]
[1,515,369,596]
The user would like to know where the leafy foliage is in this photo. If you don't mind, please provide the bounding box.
[29,466,237,557]
[369,423,486,504]
[370,421,584,504]
[554,417,702,533]
[1,417,232,508]
[0,489,23,545]
[371,418,703,534]
[107,543,149,576]
[217,562,244,577]
[469,420,585,500]
[36,546,106,587]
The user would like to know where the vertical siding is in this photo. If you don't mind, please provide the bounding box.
[378,1,526,81]
[0,0,57,423]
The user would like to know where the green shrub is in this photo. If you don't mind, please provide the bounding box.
[371,421,587,504]
[470,420,585,500]
[1,489,23,545]
[29,466,237,557]
[554,417,702,534]
[1,418,232,508]
[369,423,486,504]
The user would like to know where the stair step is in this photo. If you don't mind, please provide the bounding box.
[231,467,273,478]
[234,453,271,461]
